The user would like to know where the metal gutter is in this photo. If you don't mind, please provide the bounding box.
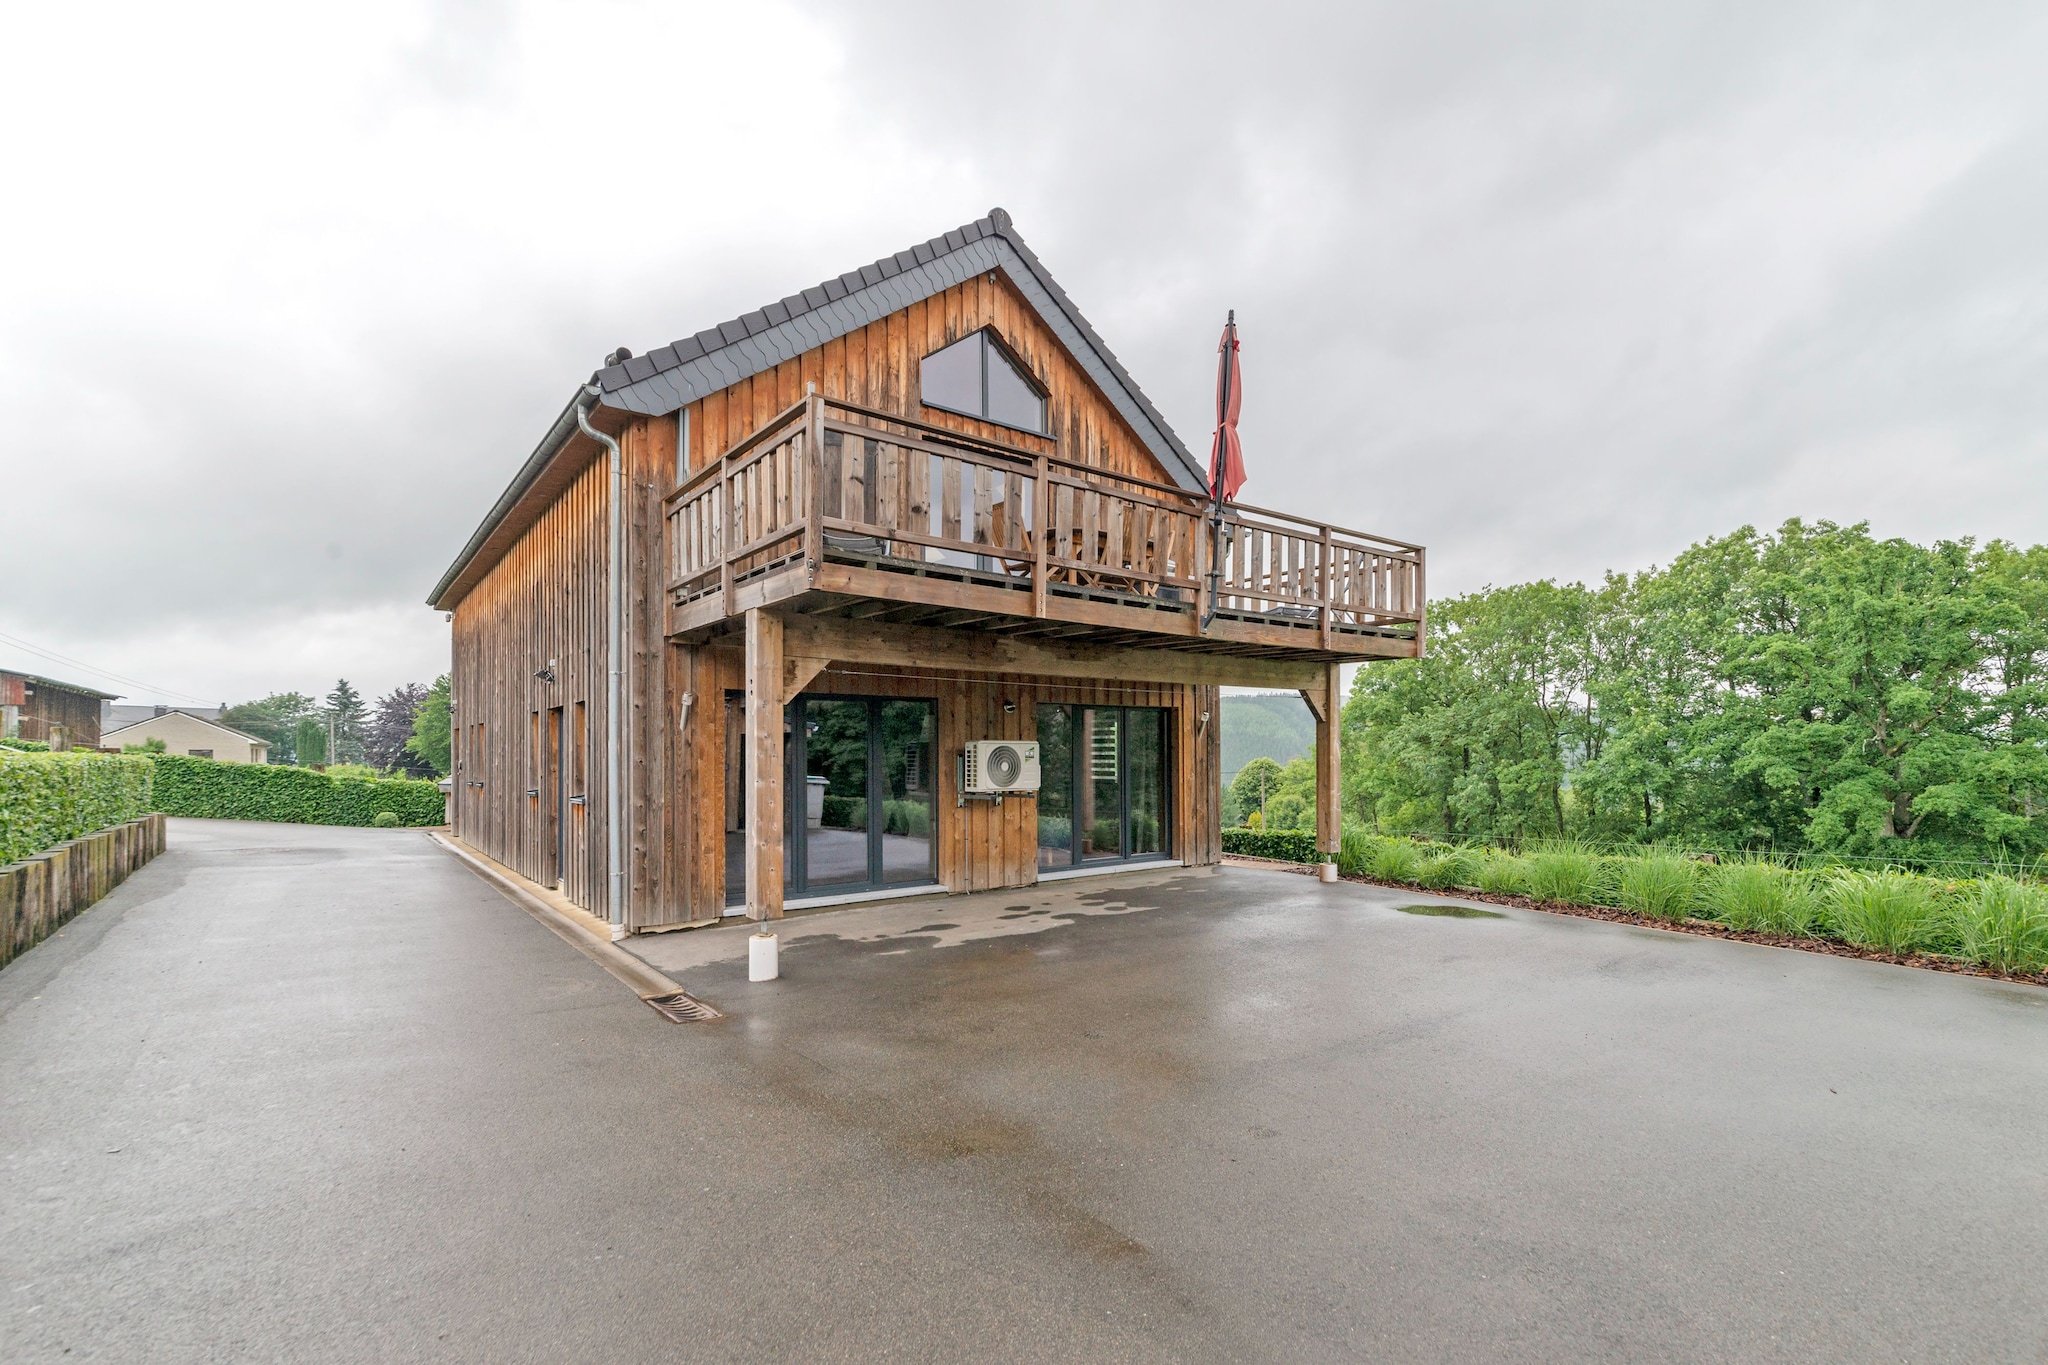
[425,391,587,610]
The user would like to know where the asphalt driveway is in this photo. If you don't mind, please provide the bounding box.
[5,818,2047,1361]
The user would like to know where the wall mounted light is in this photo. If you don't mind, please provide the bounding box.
[1002,699,1017,714]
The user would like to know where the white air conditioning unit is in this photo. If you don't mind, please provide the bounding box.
[963,739,1040,795]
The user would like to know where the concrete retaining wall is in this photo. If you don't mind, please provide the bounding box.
[0,812,165,969]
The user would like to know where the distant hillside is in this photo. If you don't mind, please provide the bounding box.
[1221,693,1316,782]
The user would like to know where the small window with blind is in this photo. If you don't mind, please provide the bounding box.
[919,328,1046,435]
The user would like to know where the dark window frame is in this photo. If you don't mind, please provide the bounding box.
[918,327,1048,436]
[1034,702,1174,869]
[783,692,942,899]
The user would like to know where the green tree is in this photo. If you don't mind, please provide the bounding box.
[221,692,319,765]
[295,717,328,768]
[1231,757,1284,828]
[325,679,366,762]
[405,675,452,777]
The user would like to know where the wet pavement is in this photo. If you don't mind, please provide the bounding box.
[6,819,2048,1361]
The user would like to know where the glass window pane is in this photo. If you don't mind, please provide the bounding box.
[1081,707,1123,861]
[725,692,745,905]
[1036,705,1074,868]
[919,333,983,417]
[1127,709,1166,857]
[879,701,936,886]
[984,342,1044,433]
[803,699,869,890]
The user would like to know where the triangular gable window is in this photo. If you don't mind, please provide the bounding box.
[919,329,1046,435]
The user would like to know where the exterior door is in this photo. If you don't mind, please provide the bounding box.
[1037,704,1171,868]
[789,695,937,897]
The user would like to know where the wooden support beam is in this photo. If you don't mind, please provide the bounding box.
[744,608,785,921]
[779,613,1328,692]
[1314,660,1342,856]
[782,655,830,705]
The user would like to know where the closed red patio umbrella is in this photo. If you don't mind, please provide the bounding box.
[1202,311,1245,630]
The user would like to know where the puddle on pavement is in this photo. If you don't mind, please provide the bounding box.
[1395,903,1506,920]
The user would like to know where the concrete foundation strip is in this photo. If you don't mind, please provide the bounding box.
[428,832,720,1019]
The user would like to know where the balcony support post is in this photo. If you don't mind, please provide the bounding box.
[744,607,785,921]
[1305,660,1343,860]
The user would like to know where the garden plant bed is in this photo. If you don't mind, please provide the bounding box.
[1219,854,2048,990]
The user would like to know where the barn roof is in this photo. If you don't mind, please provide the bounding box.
[429,210,1205,610]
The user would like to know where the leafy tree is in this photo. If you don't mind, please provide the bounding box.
[1231,757,1284,828]
[220,692,319,765]
[367,683,432,775]
[405,675,452,777]
[295,716,328,768]
[1340,519,2048,864]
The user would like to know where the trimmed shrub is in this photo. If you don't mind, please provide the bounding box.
[1221,828,1320,863]
[1524,842,1608,905]
[1951,876,2048,973]
[149,754,442,827]
[0,750,155,863]
[0,737,52,752]
[370,811,402,828]
[1618,853,1700,922]
[1825,871,1939,953]
[1700,859,1817,935]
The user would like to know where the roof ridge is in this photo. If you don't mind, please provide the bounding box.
[593,211,1007,390]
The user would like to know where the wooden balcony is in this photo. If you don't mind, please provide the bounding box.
[663,394,1425,663]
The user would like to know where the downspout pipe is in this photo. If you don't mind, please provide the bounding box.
[577,389,627,938]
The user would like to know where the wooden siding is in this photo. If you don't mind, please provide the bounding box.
[668,647,1221,909]
[678,273,1175,491]
[1,673,104,749]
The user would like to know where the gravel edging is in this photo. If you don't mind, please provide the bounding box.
[1219,855,2048,990]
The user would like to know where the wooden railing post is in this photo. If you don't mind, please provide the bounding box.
[804,385,824,587]
[1320,524,1334,650]
[1033,452,1049,618]
[719,448,735,610]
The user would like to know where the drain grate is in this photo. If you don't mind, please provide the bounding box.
[643,991,724,1023]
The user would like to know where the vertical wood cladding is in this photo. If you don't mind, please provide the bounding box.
[664,654,1220,908]
[677,273,1178,489]
[448,273,1224,927]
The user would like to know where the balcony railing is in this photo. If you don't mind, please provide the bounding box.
[663,394,1425,653]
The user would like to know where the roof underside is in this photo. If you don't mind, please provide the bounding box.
[428,210,1206,610]
[1,668,120,701]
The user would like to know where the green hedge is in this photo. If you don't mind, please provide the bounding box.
[148,754,444,827]
[1222,828,1322,863]
[0,750,155,863]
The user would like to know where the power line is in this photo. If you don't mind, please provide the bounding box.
[0,627,217,707]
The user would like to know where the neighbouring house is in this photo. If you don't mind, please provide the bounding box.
[103,710,270,763]
[1,668,116,750]
[427,209,1426,937]
[103,702,222,732]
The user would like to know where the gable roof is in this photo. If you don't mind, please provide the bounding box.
[103,710,268,748]
[0,666,120,702]
[429,210,1203,610]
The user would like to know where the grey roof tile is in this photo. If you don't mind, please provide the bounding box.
[718,319,748,346]
[623,354,656,382]
[675,335,706,362]
[824,277,848,301]
[858,263,882,287]
[802,285,829,309]
[648,345,679,372]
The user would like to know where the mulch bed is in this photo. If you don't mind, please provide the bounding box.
[1220,855,2048,990]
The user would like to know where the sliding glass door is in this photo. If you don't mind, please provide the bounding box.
[1037,704,1170,869]
[792,695,937,897]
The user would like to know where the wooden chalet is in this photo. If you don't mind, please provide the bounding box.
[427,210,1424,938]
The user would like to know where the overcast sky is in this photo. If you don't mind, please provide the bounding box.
[4,1,2045,707]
